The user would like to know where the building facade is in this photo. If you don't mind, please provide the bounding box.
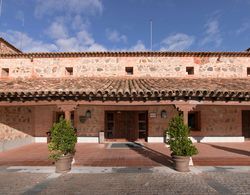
[0,38,250,151]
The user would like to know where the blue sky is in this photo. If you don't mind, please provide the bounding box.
[0,0,250,52]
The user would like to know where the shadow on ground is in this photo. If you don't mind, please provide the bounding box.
[129,143,173,167]
[207,144,250,157]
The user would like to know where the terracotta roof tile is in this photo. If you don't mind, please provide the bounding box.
[0,77,250,101]
[1,51,250,58]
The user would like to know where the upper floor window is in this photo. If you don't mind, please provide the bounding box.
[125,67,133,75]
[65,67,73,76]
[1,68,9,77]
[247,67,250,76]
[186,67,194,75]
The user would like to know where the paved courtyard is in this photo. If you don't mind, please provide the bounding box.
[0,166,249,194]
[0,142,250,194]
[0,142,249,166]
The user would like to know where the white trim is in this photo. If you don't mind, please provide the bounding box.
[148,136,245,143]
[34,136,245,144]
[34,137,47,143]
[77,137,99,143]
[190,136,245,143]
[147,137,165,143]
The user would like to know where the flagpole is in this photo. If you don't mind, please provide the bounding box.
[150,20,153,51]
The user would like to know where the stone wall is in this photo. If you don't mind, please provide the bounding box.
[1,56,250,78]
[0,106,34,141]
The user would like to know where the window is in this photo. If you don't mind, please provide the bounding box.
[1,68,9,77]
[247,67,250,76]
[188,111,201,131]
[186,67,194,75]
[65,67,73,76]
[55,112,65,123]
[106,112,114,138]
[161,110,167,118]
[138,112,147,139]
[125,67,133,75]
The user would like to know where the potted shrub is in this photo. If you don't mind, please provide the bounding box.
[48,117,77,173]
[166,115,198,172]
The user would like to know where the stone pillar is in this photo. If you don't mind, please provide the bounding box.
[64,110,71,121]
[174,104,196,125]
[57,104,79,122]
[183,109,188,125]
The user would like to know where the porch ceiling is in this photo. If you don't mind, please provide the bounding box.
[0,77,250,102]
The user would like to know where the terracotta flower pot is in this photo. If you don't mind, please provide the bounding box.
[172,155,190,172]
[55,154,73,173]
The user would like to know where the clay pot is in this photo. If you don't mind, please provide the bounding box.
[55,154,73,173]
[172,155,190,172]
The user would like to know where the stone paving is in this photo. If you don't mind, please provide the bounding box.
[0,166,249,194]
[0,142,249,167]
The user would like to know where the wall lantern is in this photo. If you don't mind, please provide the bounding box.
[79,110,92,123]
[85,110,91,118]
[161,110,167,118]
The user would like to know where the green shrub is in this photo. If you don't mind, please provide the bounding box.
[166,115,198,156]
[48,117,77,161]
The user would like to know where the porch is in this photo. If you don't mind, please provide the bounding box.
[0,142,249,167]
[1,77,250,150]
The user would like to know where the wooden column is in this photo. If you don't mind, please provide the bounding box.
[174,104,197,125]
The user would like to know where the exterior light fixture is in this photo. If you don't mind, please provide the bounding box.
[85,110,91,118]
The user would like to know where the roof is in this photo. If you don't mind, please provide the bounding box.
[0,38,22,53]
[1,51,250,58]
[0,77,250,102]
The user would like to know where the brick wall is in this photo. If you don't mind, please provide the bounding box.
[75,105,246,137]
[0,106,34,141]
[1,56,250,78]
[75,105,178,137]
[191,105,245,137]
[33,106,56,137]
[0,105,248,140]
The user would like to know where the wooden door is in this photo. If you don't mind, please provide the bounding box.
[115,111,127,138]
[242,110,250,138]
[105,111,147,141]
[126,111,138,141]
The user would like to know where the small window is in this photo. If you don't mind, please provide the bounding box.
[55,112,65,123]
[65,67,73,76]
[247,67,250,76]
[186,67,194,75]
[188,111,201,131]
[125,67,133,75]
[1,68,9,77]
